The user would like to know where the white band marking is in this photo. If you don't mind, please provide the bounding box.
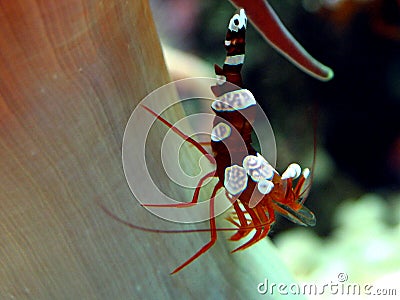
[224,54,245,66]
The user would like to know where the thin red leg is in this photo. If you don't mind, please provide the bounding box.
[284,178,293,200]
[225,192,246,227]
[254,205,274,241]
[231,200,248,227]
[225,215,241,228]
[171,182,223,274]
[293,174,306,198]
[225,193,242,227]
[232,205,274,252]
[227,196,253,241]
[198,141,212,146]
[143,171,216,208]
[231,204,263,253]
[141,104,215,165]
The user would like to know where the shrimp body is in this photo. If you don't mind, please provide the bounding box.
[140,9,316,274]
[209,9,315,248]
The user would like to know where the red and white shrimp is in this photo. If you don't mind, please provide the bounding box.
[138,9,316,274]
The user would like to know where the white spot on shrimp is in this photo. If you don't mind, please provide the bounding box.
[224,40,231,46]
[228,9,247,32]
[281,163,301,180]
[258,178,274,194]
[224,165,248,195]
[243,153,274,182]
[216,74,226,85]
[302,168,310,179]
[211,89,256,112]
[211,122,231,142]
[243,155,261,169]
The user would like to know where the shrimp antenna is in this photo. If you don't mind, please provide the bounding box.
[299,98,319,204]
[96,197,276,234]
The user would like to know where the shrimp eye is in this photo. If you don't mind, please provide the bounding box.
[229,15,241,32]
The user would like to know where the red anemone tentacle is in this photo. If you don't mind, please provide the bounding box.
[229,0,334,81]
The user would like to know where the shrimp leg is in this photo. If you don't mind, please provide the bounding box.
[170,181,223,274]
[141,104,215,165]
[142,170,216,208]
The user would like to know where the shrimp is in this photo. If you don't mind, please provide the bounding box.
[139,9,316,274]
